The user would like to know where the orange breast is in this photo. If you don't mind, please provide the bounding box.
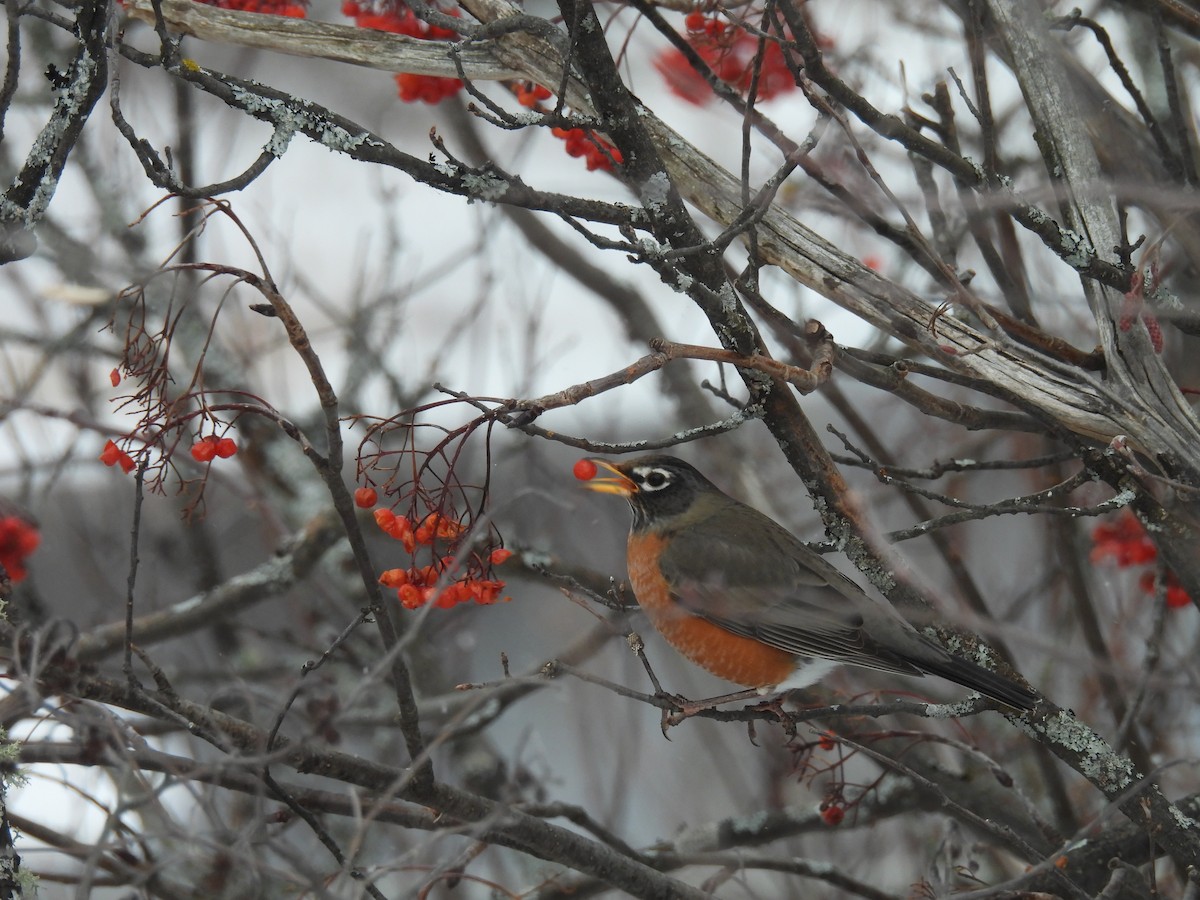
[627,532,796,688]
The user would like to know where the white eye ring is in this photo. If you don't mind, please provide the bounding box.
[634,467,673,491]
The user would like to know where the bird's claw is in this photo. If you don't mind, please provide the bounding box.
[656,692,696,738]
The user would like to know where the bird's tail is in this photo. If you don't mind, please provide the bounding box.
[916,654,1039,710]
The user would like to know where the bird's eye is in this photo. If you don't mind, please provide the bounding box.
[640,468,671,490]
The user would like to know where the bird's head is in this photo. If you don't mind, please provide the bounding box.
[581,455,722,531]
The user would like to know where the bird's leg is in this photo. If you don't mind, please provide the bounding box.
[625,632,691,737]
[627,632,765,733]
[628,630,667,693]
[678,688,765,714]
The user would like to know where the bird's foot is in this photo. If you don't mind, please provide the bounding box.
[655,692,692,738]
[749,694,797,737]
[656,688,764,737]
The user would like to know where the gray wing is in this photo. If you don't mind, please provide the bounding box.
[657,504,925,676]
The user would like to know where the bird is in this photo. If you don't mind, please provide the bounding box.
[580,454,1038,710]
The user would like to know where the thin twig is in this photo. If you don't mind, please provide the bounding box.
[124,460,148,686]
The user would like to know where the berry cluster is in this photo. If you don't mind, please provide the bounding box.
[369,500,512,609]
[380,556,508,609]
[654,12,796,106]
[190,435,239,463]
[550,128,623,172]
[0,515,40,583]
[506,83,622,173]
[373,508,464,551]
[194,0,307,17]
[342,1,463,104]
[1091,510,1192,609]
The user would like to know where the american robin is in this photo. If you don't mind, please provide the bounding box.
[581,454,1038,710]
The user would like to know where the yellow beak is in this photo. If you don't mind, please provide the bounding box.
[582,459,637,497]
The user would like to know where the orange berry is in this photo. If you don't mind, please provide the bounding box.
[490,548,513,565]
[374,508,397,531]
[436,518,463,540]
[378,568,409,587]
[419,512,464,541]
[470,579,505,604]
[109,368,121,387]
[354,487,378,508]
[573,458,597,480]
[397,584,424,609]
[399,525,416,554]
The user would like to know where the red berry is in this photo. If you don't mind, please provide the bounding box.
[215,437,238,458]
[100,440,123,467]
[0,516,39,583]
[490,548,514,565]
[99,441,136,474]
[1166,583,1192,609]
[109,368,121,387]
[820,805,844,826]
[191,438,218,463]
[515,82,552,107]
[573,459,598,481]
[354,487,378,509]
